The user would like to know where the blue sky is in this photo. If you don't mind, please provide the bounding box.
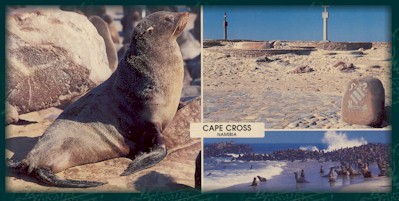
[204,130,391,144]
[203,6,390,42]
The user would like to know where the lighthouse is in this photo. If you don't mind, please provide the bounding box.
[322,5,329,42]
[224,12,228,40]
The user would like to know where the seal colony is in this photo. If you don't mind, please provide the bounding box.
[7,11,189,188]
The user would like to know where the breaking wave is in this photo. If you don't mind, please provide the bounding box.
[322,131,367,152]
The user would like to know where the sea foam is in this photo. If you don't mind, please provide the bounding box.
[322,130,367,152]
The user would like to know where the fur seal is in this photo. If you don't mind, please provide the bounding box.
[257,175,267,182]
[294,172,309,183]
[89,15,118,71]
[300,169,305,178]
[328,167,336,182]
[251,177,258,186]
[7,11,189,188]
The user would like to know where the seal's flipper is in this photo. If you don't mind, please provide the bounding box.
[121,125,167,176]
[6,158,30,175]
[120,146,166,176]
[6,158,25,170]
[33,168,106,188]
[7,159,105,188]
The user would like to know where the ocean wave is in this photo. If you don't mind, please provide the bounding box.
[204,160,286,191]
[322,130,367,152]
[299,145,319,152]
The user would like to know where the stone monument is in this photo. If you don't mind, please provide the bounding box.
[342,77,385,127]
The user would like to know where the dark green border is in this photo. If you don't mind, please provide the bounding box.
[2,0,398,200]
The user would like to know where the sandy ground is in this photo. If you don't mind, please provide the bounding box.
[203,41,391,129]
[206,177,391,193]
[337,176,391,192]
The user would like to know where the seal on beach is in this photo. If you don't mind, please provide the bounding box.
[300,169,305,178]
[335,165,350,176]
[348,165,361,176]
[322,167,334,177]
[294,172,309,183]
[7,11,189,188]
[251,177,258,186]
[328,174,336,183]
[361,163,373,178]
[257,176,267,182]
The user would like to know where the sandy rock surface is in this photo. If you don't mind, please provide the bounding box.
[203,40,391,129]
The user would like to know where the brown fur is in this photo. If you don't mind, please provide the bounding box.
[16,12,189,186]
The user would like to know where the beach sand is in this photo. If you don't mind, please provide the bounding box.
[337,176,391,192]
[203,158,391,193]
[203,40,391,129]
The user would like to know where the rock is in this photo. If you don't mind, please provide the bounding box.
[333,61,356,72]
[89,15,118,71]
[333,61,346,68]
[341,77,385,127]
[256,56,274,62]
[203,40,224,48]
[191,78,201,86]
[289,65,314,74]
[101,14,120,44]
[204,142,253,158]
[177,30,201,61]
[182,85,200,98]
[163,97,201,149]
[317,42,372,51]
[270,40,282,48]
[6,102,19,125]
[185,55,201,80]
[182,65,200,98]
[6,8,112,115]
[234,42,271,50]
[371,42,391,49]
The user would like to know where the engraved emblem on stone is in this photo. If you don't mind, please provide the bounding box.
[348,82,368,111]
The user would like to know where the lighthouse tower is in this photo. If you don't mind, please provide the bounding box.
[322,5,329,42]
[224,12,228,40]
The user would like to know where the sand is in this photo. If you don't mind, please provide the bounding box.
[337,176,391,192]
[203,40,391,129]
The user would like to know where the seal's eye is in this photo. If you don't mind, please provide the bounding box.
[165,15,174,22]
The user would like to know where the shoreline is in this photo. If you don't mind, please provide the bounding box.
[204,158,391,193]
[205,176,391,193]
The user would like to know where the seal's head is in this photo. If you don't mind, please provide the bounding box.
[133,11,189,42]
